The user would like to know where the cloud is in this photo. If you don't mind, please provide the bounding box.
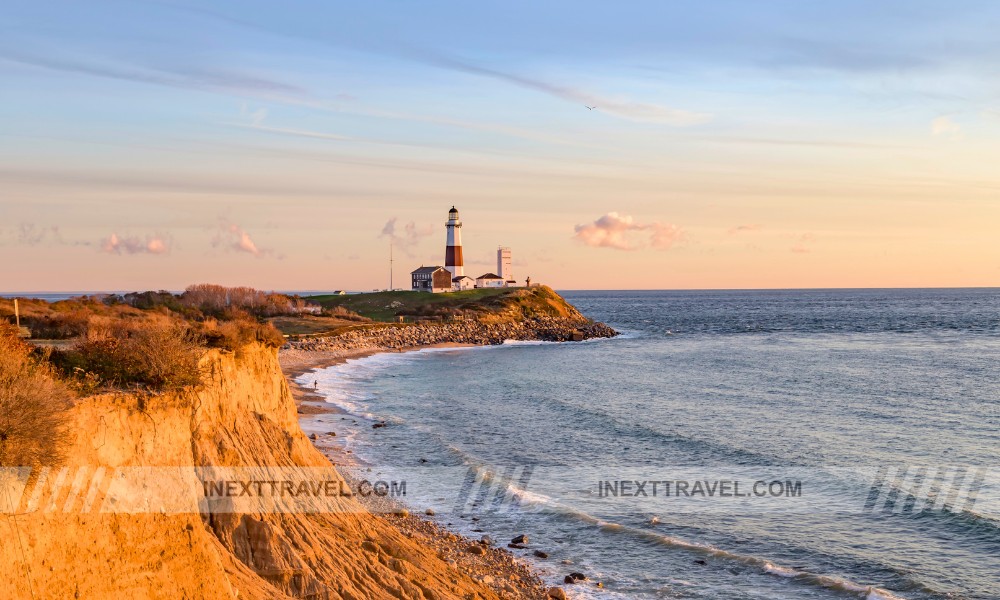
[0,48,306,99]
[727,224,762,235]
[417,53,711,126]
[574,212,683,251]
[100,232,171,255]
[213,223,274,258]
[379,218,435,256]
[931,116,961,137]
[17,223,61,246]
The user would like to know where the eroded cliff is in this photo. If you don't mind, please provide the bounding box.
[1,345,511,599]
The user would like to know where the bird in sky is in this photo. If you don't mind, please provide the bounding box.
[585,105,596,110]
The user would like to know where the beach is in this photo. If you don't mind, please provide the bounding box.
[280,342,552,599]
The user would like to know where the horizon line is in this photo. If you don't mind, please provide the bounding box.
[3,285,999,298]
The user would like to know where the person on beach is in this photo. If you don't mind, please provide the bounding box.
[314,380,318,389]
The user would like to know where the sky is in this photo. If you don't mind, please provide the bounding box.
[2,0,1000,292]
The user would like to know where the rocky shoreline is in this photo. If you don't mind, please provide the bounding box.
[282,315,618,599]
[286,316,618,353]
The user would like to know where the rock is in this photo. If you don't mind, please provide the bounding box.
[510,534,529,545]
[480,535,494,546]
[564,576,576,584]
[425,508,435,516]
[694,559,707,565]
[309,433,317,440]
[396,509,409,518]
[328,431,337,436]
[372,422,387,429]
[467,544,485,555]
[547,587,567,600]
[594,582,604,588]
[533,550,549,559]
[507,543,527,550]
[361,540,379,553]
[565,572,586,583]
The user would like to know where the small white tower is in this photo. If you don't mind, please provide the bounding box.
[497,246,513,284]
[445,206,464,278]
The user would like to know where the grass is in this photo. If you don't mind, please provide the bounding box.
[306,286,582,323]
[307,288,512,322]
[266,315,374,336]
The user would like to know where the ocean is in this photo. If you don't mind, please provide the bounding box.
[299,289,1000,599]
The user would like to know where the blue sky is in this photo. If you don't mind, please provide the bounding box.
[3,1,1000,290]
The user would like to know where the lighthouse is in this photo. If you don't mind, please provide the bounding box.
[445,206,464,278]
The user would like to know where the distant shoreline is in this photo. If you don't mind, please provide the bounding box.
[6,285,1000,303]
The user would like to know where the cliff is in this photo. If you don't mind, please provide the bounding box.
[0,345,517,599]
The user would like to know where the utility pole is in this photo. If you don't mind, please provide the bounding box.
[389,241,393,291]
[14,298,19,327]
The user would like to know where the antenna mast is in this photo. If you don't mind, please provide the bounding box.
[389,241,393,291]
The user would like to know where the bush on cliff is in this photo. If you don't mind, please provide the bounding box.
[53,319,204,391]
[198,313,286,352]
[0,324,73,468]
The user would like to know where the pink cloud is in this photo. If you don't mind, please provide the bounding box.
[100,232,171,255]
[213,223,274,258]
[574,212,683,251]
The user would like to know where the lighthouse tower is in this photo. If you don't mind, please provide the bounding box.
[445,206,464,278]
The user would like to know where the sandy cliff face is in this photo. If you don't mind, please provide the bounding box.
[1,345,502,600]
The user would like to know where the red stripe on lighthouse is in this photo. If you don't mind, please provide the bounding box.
[445,246,463,266]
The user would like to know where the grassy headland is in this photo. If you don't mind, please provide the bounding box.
[308,285,583,323]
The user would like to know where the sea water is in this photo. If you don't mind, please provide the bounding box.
[301,289,1000,599]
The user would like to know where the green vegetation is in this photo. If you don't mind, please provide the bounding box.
[308,286,582,323]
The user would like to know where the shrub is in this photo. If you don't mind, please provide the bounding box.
[0,325,73,468]
[23,310,91,339]
[54,319,204,391]
[199,316,286,352]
